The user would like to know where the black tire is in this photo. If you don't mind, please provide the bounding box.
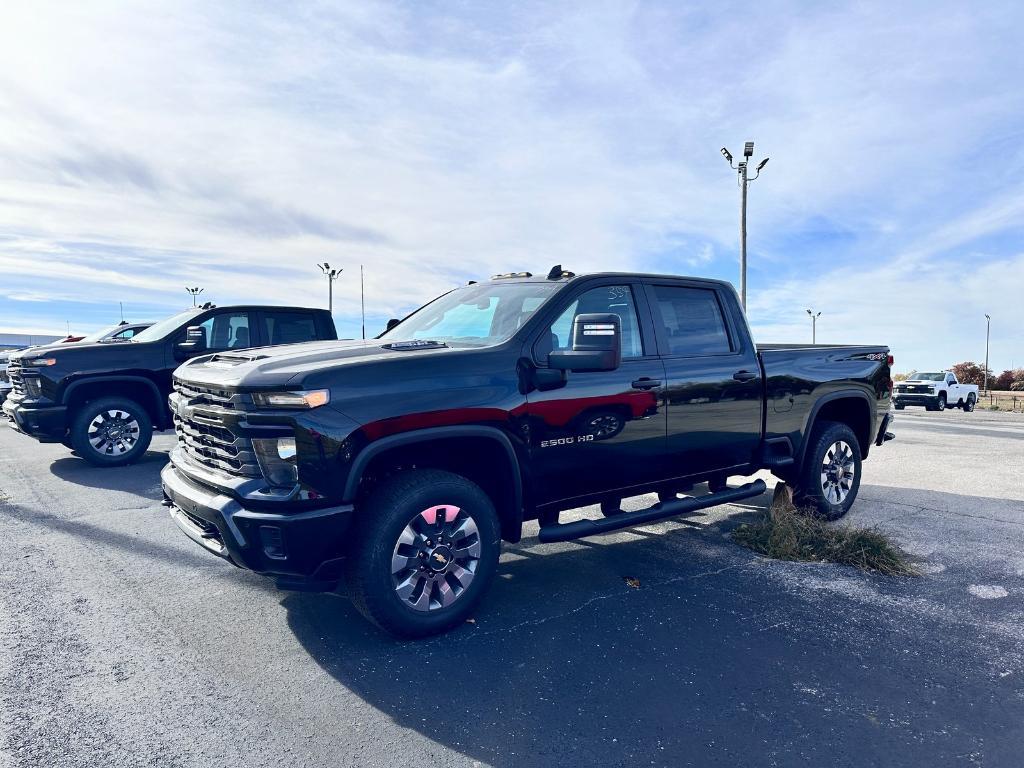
[793,420,862,521]
[963,395,976,412]
[894,403,905,410]
[936,393,946,411]
[69,397,153,467]
[600,496,624,516]
[344,469,501,638]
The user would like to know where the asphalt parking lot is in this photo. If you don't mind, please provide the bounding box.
[2,408,1024,767]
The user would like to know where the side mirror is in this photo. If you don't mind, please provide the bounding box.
[386,318,401,332]
[548,313,622,372]
[175,325,208,357]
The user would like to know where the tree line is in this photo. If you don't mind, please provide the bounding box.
[893,363,1024,391]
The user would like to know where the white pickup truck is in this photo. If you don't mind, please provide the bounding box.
[893,371,978,412]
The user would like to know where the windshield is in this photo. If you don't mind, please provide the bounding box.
[380,281,563,347]
[133,309,203,342]
[907,371,945,381]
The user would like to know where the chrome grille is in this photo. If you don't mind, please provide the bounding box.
[7,360,26,397]
[899,384,932,394]
[172,381,260,477]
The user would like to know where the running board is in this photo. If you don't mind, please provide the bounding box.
[537,479,768,543]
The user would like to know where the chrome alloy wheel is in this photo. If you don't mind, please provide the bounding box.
[820,440,856,505]
[87,409,141,456]
[391,505,482,612]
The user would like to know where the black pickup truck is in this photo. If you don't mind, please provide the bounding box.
[3,304,336,466]
[162,269,894,637]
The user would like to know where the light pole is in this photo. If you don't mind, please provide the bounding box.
[360,264,366,340]
[806,309,821,344]
[186,286,204,307]
[721,142,769,310]
[317,263,343,313]
[984,313,991,392]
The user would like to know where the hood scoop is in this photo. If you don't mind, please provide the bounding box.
[207,352,270,367]
[381,340,448,351]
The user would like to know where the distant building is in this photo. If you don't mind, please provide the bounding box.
[0,332,64,351]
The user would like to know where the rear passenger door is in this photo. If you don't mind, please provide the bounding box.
[644,282,763,479]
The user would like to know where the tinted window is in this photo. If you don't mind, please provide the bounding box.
[198,312,252,350]
[264,312,318,345]
[652,286,733,357]
[539,285,644,360]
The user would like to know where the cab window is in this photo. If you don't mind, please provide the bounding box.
[536,285,644,361]
[263,312,318,345]
[197,312,252,351]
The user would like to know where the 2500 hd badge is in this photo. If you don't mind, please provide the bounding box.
[540,434,596,448]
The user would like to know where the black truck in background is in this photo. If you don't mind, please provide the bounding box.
[3,305,336,466]
[162,269,895,637]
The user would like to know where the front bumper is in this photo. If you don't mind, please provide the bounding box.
[162,459,355,586]
[892,393,938,407]
[2,397,68,442]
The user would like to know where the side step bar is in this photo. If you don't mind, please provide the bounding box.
[537,479,768,543]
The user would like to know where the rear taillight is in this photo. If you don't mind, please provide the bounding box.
[887,354,894,367]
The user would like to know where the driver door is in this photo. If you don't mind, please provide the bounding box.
[525,281,666,506]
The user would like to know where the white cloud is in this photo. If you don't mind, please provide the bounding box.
[0,1,1021,368]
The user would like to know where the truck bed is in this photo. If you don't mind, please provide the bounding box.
[758,343,892,463]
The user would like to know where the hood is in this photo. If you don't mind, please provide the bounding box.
[175,338,477,389]
[9,340,146,362]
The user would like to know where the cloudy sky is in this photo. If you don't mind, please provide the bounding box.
[1,1,1022,372]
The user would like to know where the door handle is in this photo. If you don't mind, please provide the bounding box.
[631,378,661,390]
[733,370,757,382]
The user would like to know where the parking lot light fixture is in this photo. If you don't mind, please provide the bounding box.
[317,262,343,313]
[721,140,769,311]
[185,286,204,307]
[806,308,822,343]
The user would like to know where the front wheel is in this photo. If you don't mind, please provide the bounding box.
[344,469,501,638]
[794,421,862,520]
[894,403,905,410]
[69,397,153,467]
[936,393,946,411]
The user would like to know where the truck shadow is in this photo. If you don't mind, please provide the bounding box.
[280,485,1024,767]
[48,450,169,493]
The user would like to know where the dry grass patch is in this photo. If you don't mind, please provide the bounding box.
[732,493,919,576]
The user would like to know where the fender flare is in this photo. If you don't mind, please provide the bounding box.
[797,389,876,469]
[342,425,525,539]
[63,376,167,421]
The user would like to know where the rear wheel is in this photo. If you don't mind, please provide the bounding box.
[794,421,862,520]
[964,394,976,412]
[69,397,153,467]
[894,403,905,410]
[344,469,501,638]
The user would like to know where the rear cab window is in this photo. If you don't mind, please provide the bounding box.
[263,312,319,345]
[649,285,734,357]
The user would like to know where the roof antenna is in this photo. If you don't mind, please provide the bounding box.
[547,264,575,280]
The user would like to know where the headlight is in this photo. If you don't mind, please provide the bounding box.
[252,389,330,409]
[252,437,298,487]
[26,357,57,367]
